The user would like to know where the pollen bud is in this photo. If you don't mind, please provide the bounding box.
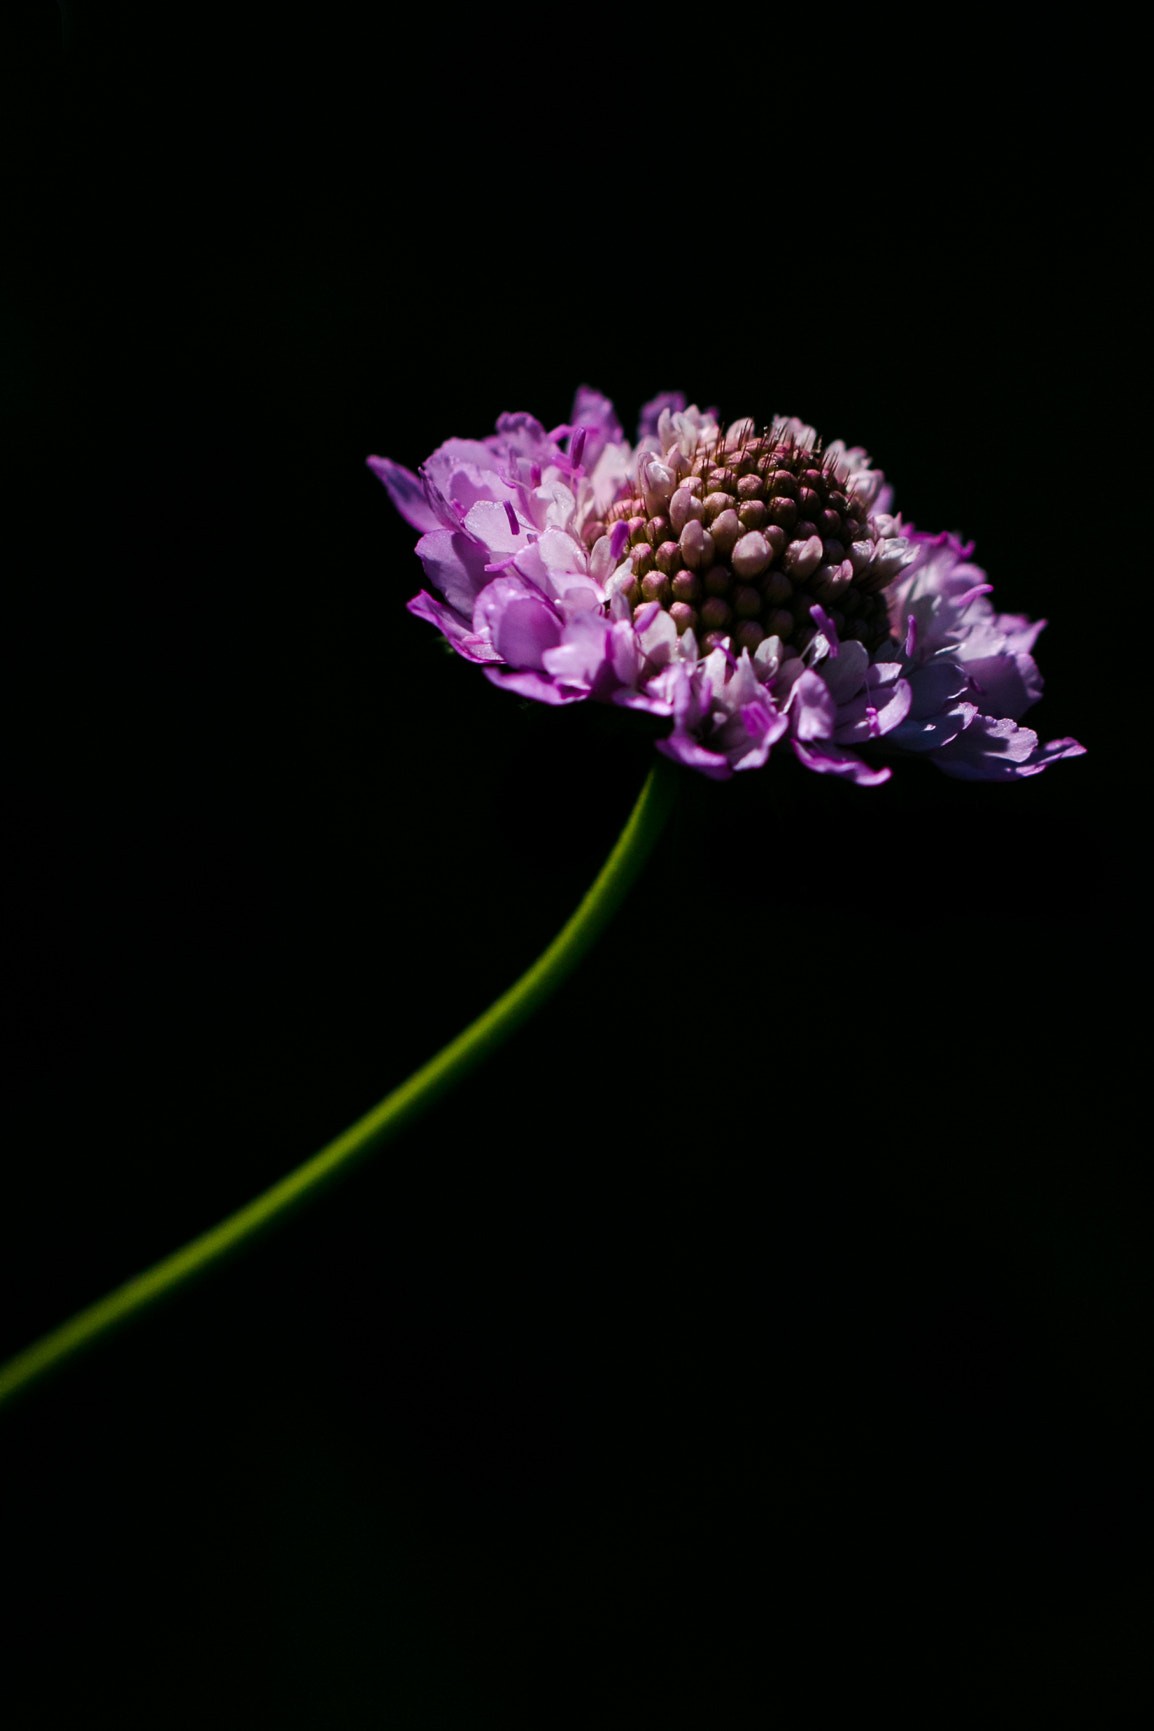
[679,519,714,572]
[731,530,773,579]
[708,508,742,555]
[870,537,913,580]
[812,559,853,600]
[700,596,732,631]
[725,417,756,448]
[639,452,677,517]
[670,487,706,534]
[782,534,824,581]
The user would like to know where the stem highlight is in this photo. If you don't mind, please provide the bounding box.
[0,757,678,1411]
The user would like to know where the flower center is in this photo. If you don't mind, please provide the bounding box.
[586,424,896,658]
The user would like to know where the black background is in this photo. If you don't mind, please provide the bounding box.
[1,5,1144,1725]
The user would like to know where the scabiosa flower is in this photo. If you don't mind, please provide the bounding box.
[369,389,1083,785]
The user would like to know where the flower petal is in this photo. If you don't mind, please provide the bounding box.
[483,666,588,705]
[931,715,1086,780]
[366,456,442,533]
[961,651,1043,722]
[407,591,502,663]
[790,670,837,741]
[415,528,494,617]
[793,740,892,785]
[474,575,562,669]
[657,732,732,778]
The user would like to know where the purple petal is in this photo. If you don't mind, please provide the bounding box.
[415,527,494,617]
[637,391,686,441]
[657,732,732,778]
[569,386,623,456]
[791,670,838,741]
[792,740,892,786]
[407,590,502,663]
[464,498,533,559]
[483,666,588,705]
[729,698,789,771]
[888,701,978,752]
[366,456,442,533]
[492,413,557,465]
[833,674,912,745]
[809,603,840,658]
[474,577,563,669]
[818,640,870,707]
[961,652,1043,722]
[931,714,1086,780]
[904,657,971,720]
[541,612,621,697]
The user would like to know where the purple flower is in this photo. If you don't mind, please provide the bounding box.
[881,530,1085,778]
[370,390,1084,785]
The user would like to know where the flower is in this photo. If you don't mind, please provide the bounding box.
[369,390,1084,785]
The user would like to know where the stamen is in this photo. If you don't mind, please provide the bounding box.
[956,583,994,609]
[810,604,840,658]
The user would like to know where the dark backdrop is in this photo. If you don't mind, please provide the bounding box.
[2,6,1143,1726]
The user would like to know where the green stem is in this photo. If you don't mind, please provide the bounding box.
[0,757,678,1412]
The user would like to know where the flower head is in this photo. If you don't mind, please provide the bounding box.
[370,390,1084,785]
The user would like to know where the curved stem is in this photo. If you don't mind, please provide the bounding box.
[0,757,679,1412]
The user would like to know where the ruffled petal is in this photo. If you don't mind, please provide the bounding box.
[657,732,732,778]
[567,387,624,473]
[888,701,978,752]
[961,651,1043,722]
[931,714,1086,780]
[541,612,623,698]
[790,670,837,742]
[366,456,441,533]
[833,669,912,745]
[415,528,493,617]
[474,575,563,669]
[483,666,588,705]
[793,740,892,785]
